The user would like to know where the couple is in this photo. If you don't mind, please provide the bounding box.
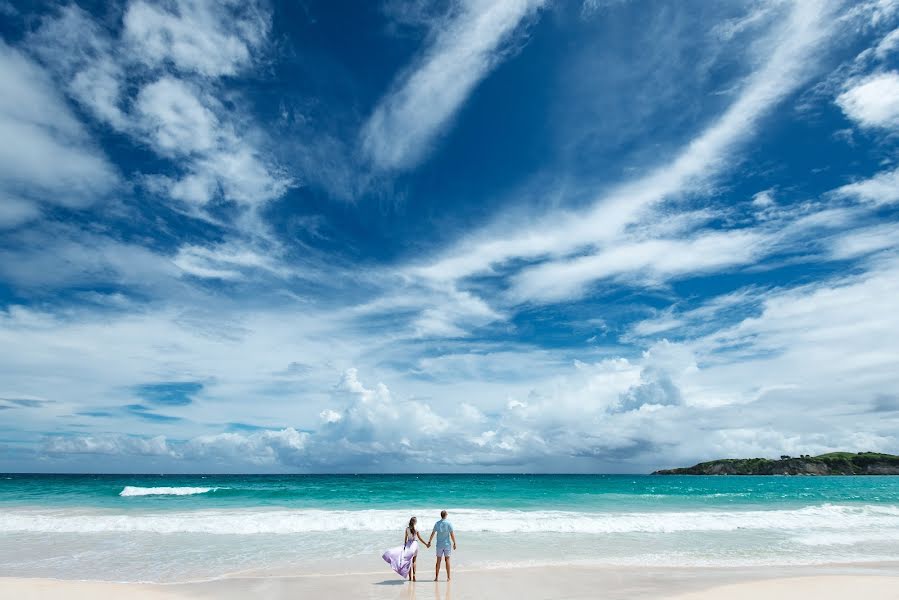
[383,510,457,582]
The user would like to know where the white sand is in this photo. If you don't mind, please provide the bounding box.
[2,566,897,599]
[665,576,899,600]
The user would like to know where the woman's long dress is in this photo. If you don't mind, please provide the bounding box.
[382,527,419,578]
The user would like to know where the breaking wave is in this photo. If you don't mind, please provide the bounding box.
[119,486,219,497]
[2,504,898,535]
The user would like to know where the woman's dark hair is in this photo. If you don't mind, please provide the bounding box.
[408,516,417,535]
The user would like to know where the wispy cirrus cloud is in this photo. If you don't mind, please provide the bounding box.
[0,41,117,228]
[833,167,899,206]
[393,0,840,328]
[508,230,766,303]
[417,1,836,279]
[361,0,546,171]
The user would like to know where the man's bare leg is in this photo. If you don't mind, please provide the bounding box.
[434,556,441,581]
[445,557,451,581]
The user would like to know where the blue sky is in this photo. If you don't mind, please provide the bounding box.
[1,0,899,473]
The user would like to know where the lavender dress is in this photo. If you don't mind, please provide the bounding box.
[382,527,419,578]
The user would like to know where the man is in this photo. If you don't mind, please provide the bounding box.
[427,509,457,581]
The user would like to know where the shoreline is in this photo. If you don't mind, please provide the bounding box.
[3,562,898,599]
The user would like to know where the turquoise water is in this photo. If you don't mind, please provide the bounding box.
[4,473,899,509]
[1,474,898,582]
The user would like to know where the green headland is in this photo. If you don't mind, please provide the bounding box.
[653,452,899,475]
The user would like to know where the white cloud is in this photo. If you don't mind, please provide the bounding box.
[836,71,899,129]
[712,2,777,42]
[320,368,449,451]
[833,166,899,205]
[133,78,292,207]
[28,5,128,129]
[8,253,899,472]
[874,26,899,58]
[752,188,776,208]
[630,287,763,340]
[202,146,292,207]
[0,226,180,290]
[0,195,41,229]
[136,77,219,155]
[28,2,290,212]
[361,0,546,171]
[697,260,899,401]
[407,0,837,294]
[123,0,270,77]
[0,41,117,223]
[630,314,685,337]
[172,243,287,280]
[320,409,342,424]
[167,172,218,205]
[43,428,308,467]
[44,434,172,457]
[831,222,899,259]
[508,230,765,303]
[4,1,899,474]
[412,287,504,338]
[183,428,307,466]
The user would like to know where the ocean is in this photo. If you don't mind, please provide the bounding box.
[1,474,898,583]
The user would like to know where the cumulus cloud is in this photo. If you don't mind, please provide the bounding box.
[183,428,308,466]
[136,78,219,156]
[28,1,290,211]
[836,71,899,129]
[361,0,546,171]
[310,368,450,466]
[122,0,270,77]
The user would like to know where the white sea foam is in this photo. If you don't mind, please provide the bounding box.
[119,486,218,497]
[2,504,898,535]
[795,529,899,546]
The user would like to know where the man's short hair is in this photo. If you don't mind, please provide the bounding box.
[440,510,447,518]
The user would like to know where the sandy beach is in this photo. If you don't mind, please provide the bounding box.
[3,564,897,600]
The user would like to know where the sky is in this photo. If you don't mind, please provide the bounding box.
[1,0,899,474]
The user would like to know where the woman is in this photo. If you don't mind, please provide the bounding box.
[382,516,430,581]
